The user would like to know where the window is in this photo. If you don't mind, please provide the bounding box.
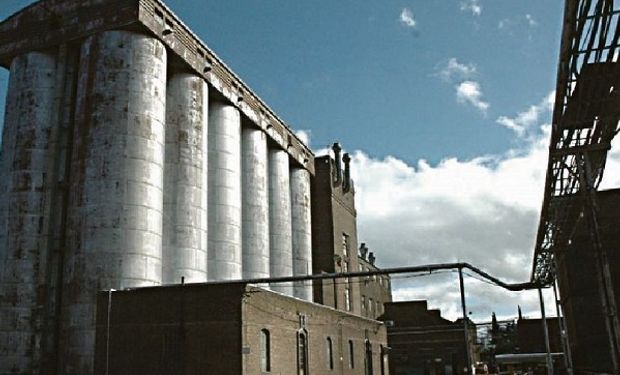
[368,298,374,316]
[344,287,351,311]
[260,329,271,372]
[342,233,349,256]
[326,337,334,370]
[348,340,355,368]
[380,345,387,375]
[361,296,366,312]
[365,340,374,375]
[297,330,309,375]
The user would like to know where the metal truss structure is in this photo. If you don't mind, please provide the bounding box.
[531,0,620,287]
[531,0,620,370]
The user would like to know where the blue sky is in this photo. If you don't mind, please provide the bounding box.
[2,0,561,164]
[164,0,563,164]
[3,1,608,322]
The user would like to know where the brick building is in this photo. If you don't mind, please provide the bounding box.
[380,301,477,375]
[517,318,563,354]
[311,144,392,317]
[358,247,393,319]
[555,188,620,374]
[93,283,389,375]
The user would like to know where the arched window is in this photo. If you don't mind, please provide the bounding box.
[380,345,387,375]
[348,340,355,369]
[260,329,271,372]
[297,330,309,375]
[365,340,373,375]
[326,337,334,370]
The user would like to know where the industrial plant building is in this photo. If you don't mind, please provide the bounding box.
[380,301,477,375]
[92,283,389,375]
[311,148,393,319]
[0,0,314,373]
[0,0,394,374]
[555,188,620,374]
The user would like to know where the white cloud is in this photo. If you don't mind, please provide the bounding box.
[438,58,477,82]
[344,94,570,321]
[496,91,554,136]
[456,80,490,114]
[399,8,416,28]
[525,14,537,27]
[596,120,620,189]
[295,129,312,146]
[460,0,482,16]
[499,14,538,31]
[392,275,558,322]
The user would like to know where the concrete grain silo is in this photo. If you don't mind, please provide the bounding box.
[61,30,168,373]
[0,51,59,374]
[163,72,209,284]
[0,0,315,373]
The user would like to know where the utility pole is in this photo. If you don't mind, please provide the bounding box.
[459,267,473,375]
[539,288,554,375]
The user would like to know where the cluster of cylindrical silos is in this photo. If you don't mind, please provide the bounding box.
[0,30,312,375]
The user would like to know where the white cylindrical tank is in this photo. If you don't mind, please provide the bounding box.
[163,73,209,284]
[268,149,293,294]
[241,127,270,279]
[60,30,167,375]
[0,51,57,375]
[207,102,242,280]
[290,167,313,300]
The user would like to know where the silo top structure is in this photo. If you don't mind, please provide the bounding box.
[0,0,315,174]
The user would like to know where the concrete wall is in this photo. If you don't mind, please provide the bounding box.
[163,73,209,284]
[61,30,167,375]
[291,167,312,300]
[241,126,269,280]
[0,50,59,375]
[207,102,242,281]
[268,149,293,294]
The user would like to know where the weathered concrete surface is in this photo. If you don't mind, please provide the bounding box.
[291,167,313,300]
[0,0,314,175]
[0,51,57,375]
[241,126,270,280]
[207,102,242,281]
[60,30,167,375]
[268,149,293,295]
[163,73,208,284]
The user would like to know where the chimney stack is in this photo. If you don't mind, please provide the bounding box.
[342,152,351,192]
[359,243,368,259]
[332,142,342,185]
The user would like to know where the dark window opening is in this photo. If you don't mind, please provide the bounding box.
[365,340,374,375]
[349,340,355,369]
[260,329,271,372]
[297,330,309,375]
